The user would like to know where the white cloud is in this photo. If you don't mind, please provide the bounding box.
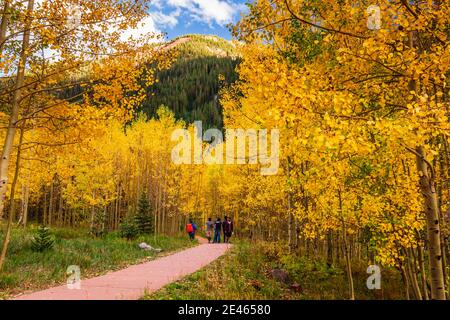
[120,8,184,41]
[166,0,240,26]
[150,10,181,29]
[120,15,162,41]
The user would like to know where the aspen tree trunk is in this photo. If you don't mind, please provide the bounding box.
[326,230,333,267]
[48,180,54,226]
[342,228,354,300]
[102,205,106,234]
[0,124,25,271]
[400,265,410,300]
[18,184,29,226]
[418,245,429,300]
[158,178,162,234]
[406,248,422,300]
[162,187,167,234]
[90,191,96,232]
[23,185,29,227]
[335,232,341,262]
[114,185,119,230]
[286,158,293,253]
[338,190,355,300]
[0,0,11,54]
[441,139,450,287]
[415,147,446,299]
[118,184,123,229]
[161,164,167,234]
[408,22,447,299]
[17,186,23,225]
[58,192,63,227]
[410,248,423,300]
[43,190,47,225]
[153,186,158,236]
[154,182,159,235]
[436,139,449,299]
[0,0,34,219]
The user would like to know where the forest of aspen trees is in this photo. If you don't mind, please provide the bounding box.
[0,0,449,301]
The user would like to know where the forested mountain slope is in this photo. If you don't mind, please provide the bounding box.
[141,35,241,129]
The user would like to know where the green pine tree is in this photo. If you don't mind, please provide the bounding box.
[119,215,139,240]
[134,192,154,234]
[31,226,54,252]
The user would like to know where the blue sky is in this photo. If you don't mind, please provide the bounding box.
[144,0,248,40]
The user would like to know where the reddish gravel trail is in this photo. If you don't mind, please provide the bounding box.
[14,240,230,300]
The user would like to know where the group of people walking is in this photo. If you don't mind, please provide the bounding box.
[186,216,234,243]
[206,216,234,243]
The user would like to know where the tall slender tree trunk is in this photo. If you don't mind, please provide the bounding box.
[90,191,96,233]
[114,184,120,230]
[326,230,333,267]
[43,190,47,225]
[338,190,355,300]
[418,245,429,300]
[19,184,29,227]
[286,158,293,253]
[342,227,354,300]
[0,0,34,219]
[48,180,54,226]
[0,0,11,54]
[400,264,410,300]
[406,248,422,300]
[0,124,25,271]
[415,147,446,299]
[58,191,63,227]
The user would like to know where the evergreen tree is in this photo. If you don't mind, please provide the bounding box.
[31,226,54,252]
[119,215,139,240]
[91,210,107,238]
[134,192,154,234]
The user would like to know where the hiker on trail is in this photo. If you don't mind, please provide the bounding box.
[186,219,197,241]
[222,216,228,241]
[213,217,222,243]
[205,217,214,243]
[223,216,234,243]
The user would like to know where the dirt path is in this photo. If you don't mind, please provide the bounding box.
[14,240,230,300]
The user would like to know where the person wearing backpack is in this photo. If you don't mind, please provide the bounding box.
[213,217,222,243]
[186,219,197,241]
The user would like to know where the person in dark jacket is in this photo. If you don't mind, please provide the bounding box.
[223,216,234,243]
[222,216,228,240]
[213,218,222,243]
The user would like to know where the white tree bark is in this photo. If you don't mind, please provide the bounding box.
[0,0,34,219]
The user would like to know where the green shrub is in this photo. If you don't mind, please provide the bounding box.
[0,273,19,289]
[31,226,54,252]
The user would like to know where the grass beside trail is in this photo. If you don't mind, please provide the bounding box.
[0,225,195,299]
[145,240,404,300]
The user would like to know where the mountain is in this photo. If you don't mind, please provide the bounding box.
[140,34,241,129]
